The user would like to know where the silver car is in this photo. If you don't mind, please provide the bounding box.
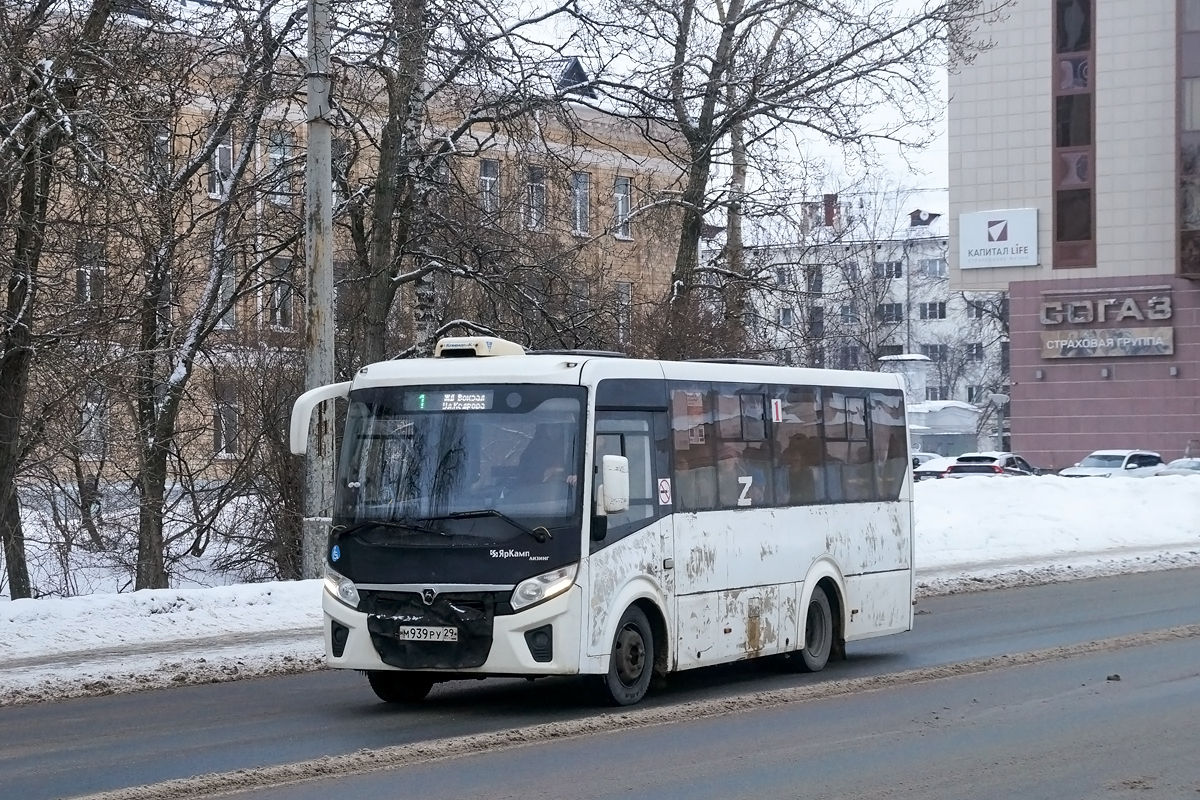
[1154,458,1200,477]
[1058,450,1165,478]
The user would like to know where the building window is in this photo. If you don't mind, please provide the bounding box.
[876,303,904,324]
[840,304,857,324]
[1056,189,1092,241]
[1183,8,1200,275]
[1053,0,1094,268]
[207,128,233,198]
[614,176,632,239]
[525,167,546,231]
[145,120,170,185]
[808,306,824,337]
[775,266,791,287]
[925,385,950,401]
[570,172,590,235]
[75,242,105,307]
[966,300,986,319]
[778,306,794,327]
[214,384,238,457]
[873,261,902,279]
[216,271,237,330]
[79,388,108,459]
[266,129,291,205]
[920,343,949,362]
[1055,95,1092,147]
[615,280,632,344]
[966,342,984,362]
[479,158,499,213]
[837,345,860,369]
[967,385,986,404]
[811,346,825,368]
[1186,0,1200,31]
[918,258,948,278]
[878,344,903,357]
[267,257,293,329]
[1055,0,1091,53]
[918,302,947,320]
[805,265,823,294]
[1000,340,1010,372]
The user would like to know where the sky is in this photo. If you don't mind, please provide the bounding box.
[4,475,1198,706]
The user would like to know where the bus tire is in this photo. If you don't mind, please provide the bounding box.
[597,605,654,706]
[798,586,833,672]
[367,671,434,704]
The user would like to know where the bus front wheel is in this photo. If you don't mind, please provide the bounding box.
[598,605,654,706]
[797,586,833,672]
[367,671,434,704]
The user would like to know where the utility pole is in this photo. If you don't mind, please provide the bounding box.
[302,0,335,579]
[988,392,1010,452]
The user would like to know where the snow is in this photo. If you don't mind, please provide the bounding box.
[3,476,1199,705]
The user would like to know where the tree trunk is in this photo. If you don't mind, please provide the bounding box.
[0,141,54,600]
[135,447,170,590]
[661,158,712,359]
[723,111,748,355]
[1,484,31,598]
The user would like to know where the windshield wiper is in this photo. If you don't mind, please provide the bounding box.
[331,519,450,537]
[421,509,553,544]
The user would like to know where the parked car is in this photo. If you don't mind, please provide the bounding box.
[942,451,1040,478]
[1153,458,1200,476]
[913,456,959,481]
[1058,450,1165,478]
[911,452,942,470]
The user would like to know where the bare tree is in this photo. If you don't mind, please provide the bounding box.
[0,0,123,597]
[569,0,1005,357]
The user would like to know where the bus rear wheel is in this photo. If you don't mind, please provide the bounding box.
[597,605,654,706]
[796,586,833,672]
[367,671,434,704]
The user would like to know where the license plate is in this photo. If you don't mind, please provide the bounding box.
[394,625,458,642]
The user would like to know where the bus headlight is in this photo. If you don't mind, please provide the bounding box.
[511,564,578,612]
[324,565,361,609]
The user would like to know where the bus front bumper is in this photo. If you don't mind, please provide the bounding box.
[322,584,583,676]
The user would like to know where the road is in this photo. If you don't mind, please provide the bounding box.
[3,567,1200,800]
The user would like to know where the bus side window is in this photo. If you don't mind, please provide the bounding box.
[871,391,908,499]
[715,388,772,509]
[824,392,874,502]
[670,386,717,511]
[772,386,824,505]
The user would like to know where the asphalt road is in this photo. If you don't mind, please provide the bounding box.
[4,567,1200,800]
[240,636,1200,800]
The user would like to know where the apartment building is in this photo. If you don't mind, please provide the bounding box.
[745,203,1008,453]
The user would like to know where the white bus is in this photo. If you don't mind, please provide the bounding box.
[291,337,914,706]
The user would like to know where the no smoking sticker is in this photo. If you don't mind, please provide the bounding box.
[657,478,672,505]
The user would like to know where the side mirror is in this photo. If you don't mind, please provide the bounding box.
[599,455,630,515]
[1125,462,1138,470]
[290,382,351,454]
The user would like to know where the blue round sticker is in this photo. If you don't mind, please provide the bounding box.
[331,545,341,562]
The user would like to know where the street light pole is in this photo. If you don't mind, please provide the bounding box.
[301,0,335,579]
[988,392,1010,452]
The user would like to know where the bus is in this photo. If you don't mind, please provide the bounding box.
[291,336,914,706]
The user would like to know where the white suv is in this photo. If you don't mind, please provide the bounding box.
[1058,450,1165,478]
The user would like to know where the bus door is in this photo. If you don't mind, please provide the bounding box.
[585,408,674,659]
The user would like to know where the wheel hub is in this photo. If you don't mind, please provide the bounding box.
[614,626,645,686]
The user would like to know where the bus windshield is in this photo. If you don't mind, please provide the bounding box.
[335,384,586,541]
